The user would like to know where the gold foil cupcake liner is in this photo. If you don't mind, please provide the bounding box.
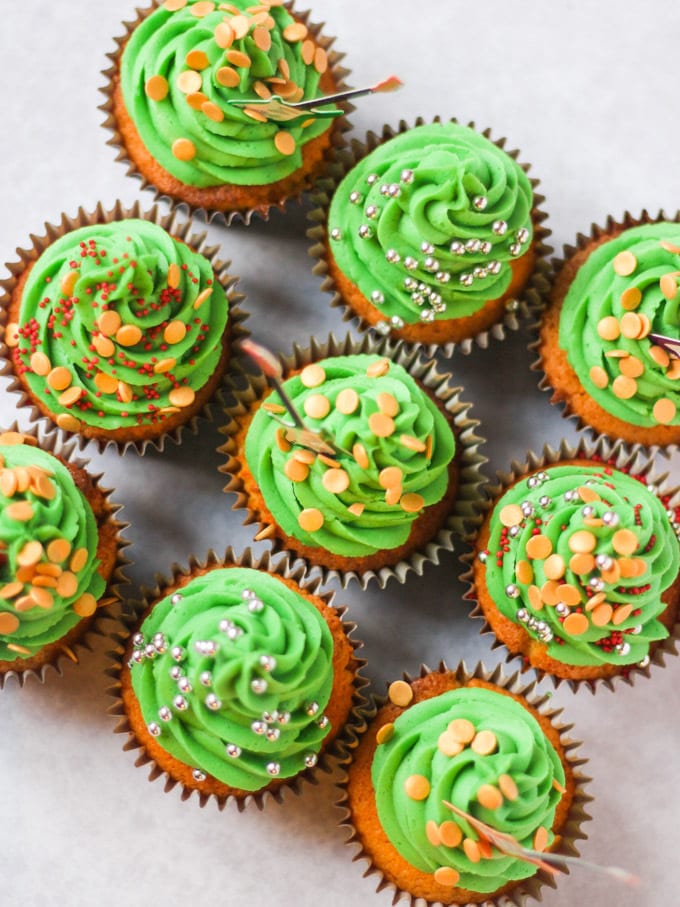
[529,209,680,451]
[308,116,552,358]
[0,199,248,455]
[0,421,130,690]
[218,331,488,589]
[100,1,352,227]
[460,435,680,692]
[105,546,369,811]
[336,660,591,907]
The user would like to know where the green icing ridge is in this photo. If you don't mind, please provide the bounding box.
[0,443,105,661]
[129,567,335,791]
[481,463,678,667]
[244,354,455,557]
[372,685,565,894]
[12,219,228,432]
[119,0,335,188]
[558,222,680,427]
[328,122,534,326]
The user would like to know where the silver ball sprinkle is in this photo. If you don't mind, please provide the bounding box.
[509,242,522,257]
[177,676,192,693]
[262,710,276,723]
[538,472,550,482]
[358,224,373,239]
[304,753,318,768]
[602,511,620,526]
[168,668,182,684]
[374,320,391,336]
[330,228,342,241]
[509,525,520,538]
[505,584,520,599]
[488,259,502,275]
[516,608,529,623]
[365,204,379,219]
[370,290,385,305]
[248,598,264,613]
[423,256,439,272]
[615,641,631,657]
[349,190,363,204]
[390,315,405,329]
[251,678,268,694]
[400,168,415,184]
[259,654,277,672]
[492,220,508,236]
[478,550,488,563]
[192,769,207,782]
[266,727,281,742]
[388,183,401,198]
[128,653,142,668]
[251,720,267,735]
[588,577,605,592]
[196,639,220,654]
[306,701,319,716]
[631,625,643,635]
[173,695,188,711]
[403,276,418,290]
[582,505,595,518]
[379,183,390,197]
[385,249,400,263]
[277,711,291,725]
[241,588,256,600]
[366,173,379,185]
[527,616,538,630]
[403,255,418,270]
[200,671,212,687]
[171,645,184,661]
[521,501,534,516]
[317,715,330,729]
[170,593,183,605]
[459,272,474,287]
[472,195,488,210]
[564,489,578,502]
[465,238,481,253]
[516,227,530,243]
[505,298,520,312]
[539,495,552,508]
[639,654,650,668]
[152,632,166,653]
[205,693,222,711]
[420,308,435,323]
[450,240,466,256]
[527,476,540,489]
[266,762,281,776]
[420,241,435,254]
[595,554,613,570]
[133,632,144,647]
[473,266,488,280]
[479,240,493,255]
[159,706,173,722]
[555,602,569,616]
[147,722,162,737]
[226,743,241,758]
[435,270,450,283]
[144,644,156,658]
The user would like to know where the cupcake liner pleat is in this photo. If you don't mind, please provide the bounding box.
[0,421,131,689]
[0,199,249,455]
[100,1,353,227]
[307,116,552,357]
[218,331,488,589]
[336,660,591,907]
[460,435,680,692]
[105,546,370,811]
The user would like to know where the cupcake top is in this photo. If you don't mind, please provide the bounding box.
[244,354,455,557]
[372,684,565,894]
[327,122,534,329]
[478,462,680,668]
[119,0,335,188]
[0,438,105,661]
[557,222,680,428]
[6,219,229,434]
[128,567,335,791]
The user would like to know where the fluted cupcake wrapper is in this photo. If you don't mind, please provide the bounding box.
[0,421,130,690]
[336,660,591,907]
[100,1,352,227]
[218,331,488,589]
[529,209,680,452]
[0,199,248,455]
[307,116,552,358]
[460,435,680,693]
[105,546,369,811]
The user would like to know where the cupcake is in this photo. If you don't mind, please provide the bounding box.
[0,203,241,452]
[112,550,364,807]
[311,119,549,351]
[468,443,680,686]
[104,0,348,222]
[342,664,588,905]
[220,335,486,587]
[537,215,680,447]
[0,429,124,686]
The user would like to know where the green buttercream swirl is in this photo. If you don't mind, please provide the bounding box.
[14,219,228,431]
[482,464,678,666]
[129,567,335,791]
[120,0,334,188]
[0,443,104,661]
[328,123,534,325]
[372,686,564,894]
[558,223,680,427]
[244,354,455,557]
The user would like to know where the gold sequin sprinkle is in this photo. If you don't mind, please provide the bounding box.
[388,679,413,707]
[613,250,637,276]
